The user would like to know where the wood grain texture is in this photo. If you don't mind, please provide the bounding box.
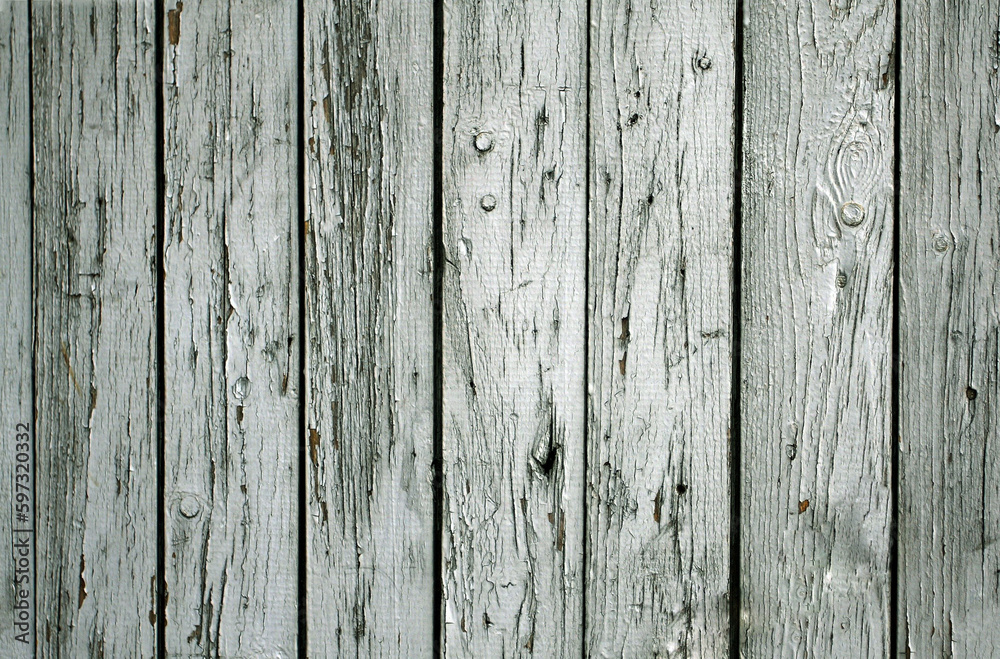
[303,0,435,655]
[0,2,33,655]
[441,1,587,655]
[898,1,1000,654]
[31,2,159,656]
[162,0,299,656]
[586,0,735,655]
[740,0,894,655]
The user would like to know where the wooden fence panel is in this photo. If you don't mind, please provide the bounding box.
[586,0,736,656]
[740,0,895,654]
[303,0,436,655]
[441,0,588,655]
[16,1,1000,654]
[31,2,159,656]
[161,1,300,656]
[898,0,1000,653]
[0,2,33,655]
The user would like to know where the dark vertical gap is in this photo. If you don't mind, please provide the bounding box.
[581,0,593,654]
[26,0,37,653]
[728,0,745,656]
[431,0,445,655]
[889,0,902,654]
[154,0,167,657]
[296,0,308,656]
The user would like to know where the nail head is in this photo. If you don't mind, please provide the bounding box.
[474,131,494,153]
[840,202,865,227]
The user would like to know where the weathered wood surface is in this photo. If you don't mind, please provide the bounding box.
[0,2,33,656]
[14,1,1000,655]
[740,0,895,655]
[440,0,588,655]
[303,0,436,655]
[31,2,159,656]
[586,0,735,655]
[898,1,1000,654]
[162,0,300,656]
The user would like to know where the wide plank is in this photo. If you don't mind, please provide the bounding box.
[898,0,1000,653]
[161,0,300,655]
[740,0,895,654]
[0,2,33,655]
[302,0,436,655]
[441,0,588,655]
[586,0,736,655]
[31,2,159,655]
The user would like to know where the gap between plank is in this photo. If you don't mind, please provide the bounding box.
[154,1,167,657]
[729,0,746,654]
[296,0,308,656]
[27,0,38,653]
[581,0,593,654]
[889,0,902,654]
[432,0,446,654]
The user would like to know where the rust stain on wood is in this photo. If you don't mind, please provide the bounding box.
[309,428,320,467]
[167,2,183,45]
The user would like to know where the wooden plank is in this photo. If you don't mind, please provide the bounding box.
[740,0,894,654]
[586,0,735,655]
[31,2,159,656]
[0,2,34,655]
[161,0,299,655]
[302,0,435,655]
[898,1,1000,653]
[440,1,587,655]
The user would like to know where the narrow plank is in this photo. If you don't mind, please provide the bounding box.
[441,1,588,655]
[303,0,435,654]
[0,2,33,655]
[586,0,736,655]
[162,1,299,655]
[740,0,894,654]
[898,1,1000,653]
[31,2,159,655]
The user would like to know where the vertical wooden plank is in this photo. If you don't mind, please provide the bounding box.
[0,2,33,655]
[899,1,1000,653]
[31,2,159,656]
[586,0,735,655]
[740,0,894,655]
[441,1,587,655]
[303,0,435,655]
[162,0,299,655]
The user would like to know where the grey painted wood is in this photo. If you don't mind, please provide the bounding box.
[740,0,894,655]
[303,0,435,655]
[0,2,33,656]
[441,1,587,655]
[31,2,159,656]
[162,1,300,656]
[898,1,1000,654]
[586,1,736,655]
